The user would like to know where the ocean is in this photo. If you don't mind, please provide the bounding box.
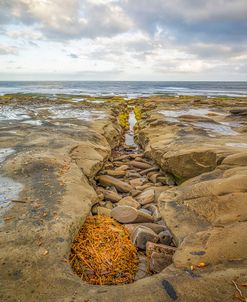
[0,81,247,98]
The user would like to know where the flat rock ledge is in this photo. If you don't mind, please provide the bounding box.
[0,95,247,302]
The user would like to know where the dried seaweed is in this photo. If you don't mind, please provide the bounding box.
[70,215,138,285]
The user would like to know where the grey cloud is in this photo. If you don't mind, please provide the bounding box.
[0,0,132,40]
[121,0,247,43]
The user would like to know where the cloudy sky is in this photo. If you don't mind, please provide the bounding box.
[0,0,247,81]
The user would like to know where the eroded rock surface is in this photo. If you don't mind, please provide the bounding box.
[1,95,247,302]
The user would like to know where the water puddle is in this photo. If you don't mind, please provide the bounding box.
[125,111,137,146]
[48,106,106,121]
[0,148,15,163]
[159,108,225,123]
[0,148,23,223]
[192,122,238,136]
[159,108,211,118]
[22,120,43,126]
[225,142,247,148]
[0,176,23,223]
[0,106,30,121]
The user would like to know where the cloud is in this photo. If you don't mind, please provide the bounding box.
[68,53,79,59]
[0,0,133,40]
[0,0,246,79]
[0,44,17,55]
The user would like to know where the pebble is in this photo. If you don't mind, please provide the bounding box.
[131,190,142,197]
[97,175,132,193]
[149,251,173,273]
[146,242,176,257]
[136,188,155,205]
[158,230,173,245]
[124,223,166,235]
[140,166,159,176]
[105,201,113,210]
[129,178,146,187]
[101,189,122,202]
[134,255,150,281]
[118,196,141,209]
[105,169,126,177]
[111,205,154,223]
[97,206,112,217]
[143,204,161,221]
[135,183,153,191]
[115,165,129,171]
[129,161,153,170]
[126,171,141,178]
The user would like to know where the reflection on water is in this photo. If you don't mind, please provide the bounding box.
[192,122,238,136]
[0,148,23,223]
[0,148,15,163]
[226,142,247,148]
[0,176,23,223]
[48,106,106,121]
[22,120,43,126]
[0,106,30,121]
[125,111,137,146]
[159,108,211,118]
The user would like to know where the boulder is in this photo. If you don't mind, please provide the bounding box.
[111,205,154,223]
[124,223,166,235]
[130,226,159,249]
[97,175,132,193]
[161,149,217,183]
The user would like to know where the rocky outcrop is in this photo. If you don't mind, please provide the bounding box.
[135,96,247,301]
[1,95,247,302]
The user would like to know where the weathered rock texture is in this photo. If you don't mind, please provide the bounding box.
[1,95,247,302]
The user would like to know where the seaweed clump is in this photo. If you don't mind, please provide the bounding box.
[70,215,138,285]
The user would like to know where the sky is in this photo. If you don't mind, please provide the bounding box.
[0,0,247,81]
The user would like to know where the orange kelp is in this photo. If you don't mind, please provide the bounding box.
[70,215,138,285]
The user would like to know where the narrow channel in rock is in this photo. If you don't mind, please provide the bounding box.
[70,108,177,285]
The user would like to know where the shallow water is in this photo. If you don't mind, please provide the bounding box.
[0,148,15,163]
[48,106,106,121]
[0,106,30,121]
[0,176,23,223]
[22,120,43,126]
[159,108,211,118]
[225,142,247,148]
[125,111,137,146]
[192,122,238,136]
[0,148,23,221]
